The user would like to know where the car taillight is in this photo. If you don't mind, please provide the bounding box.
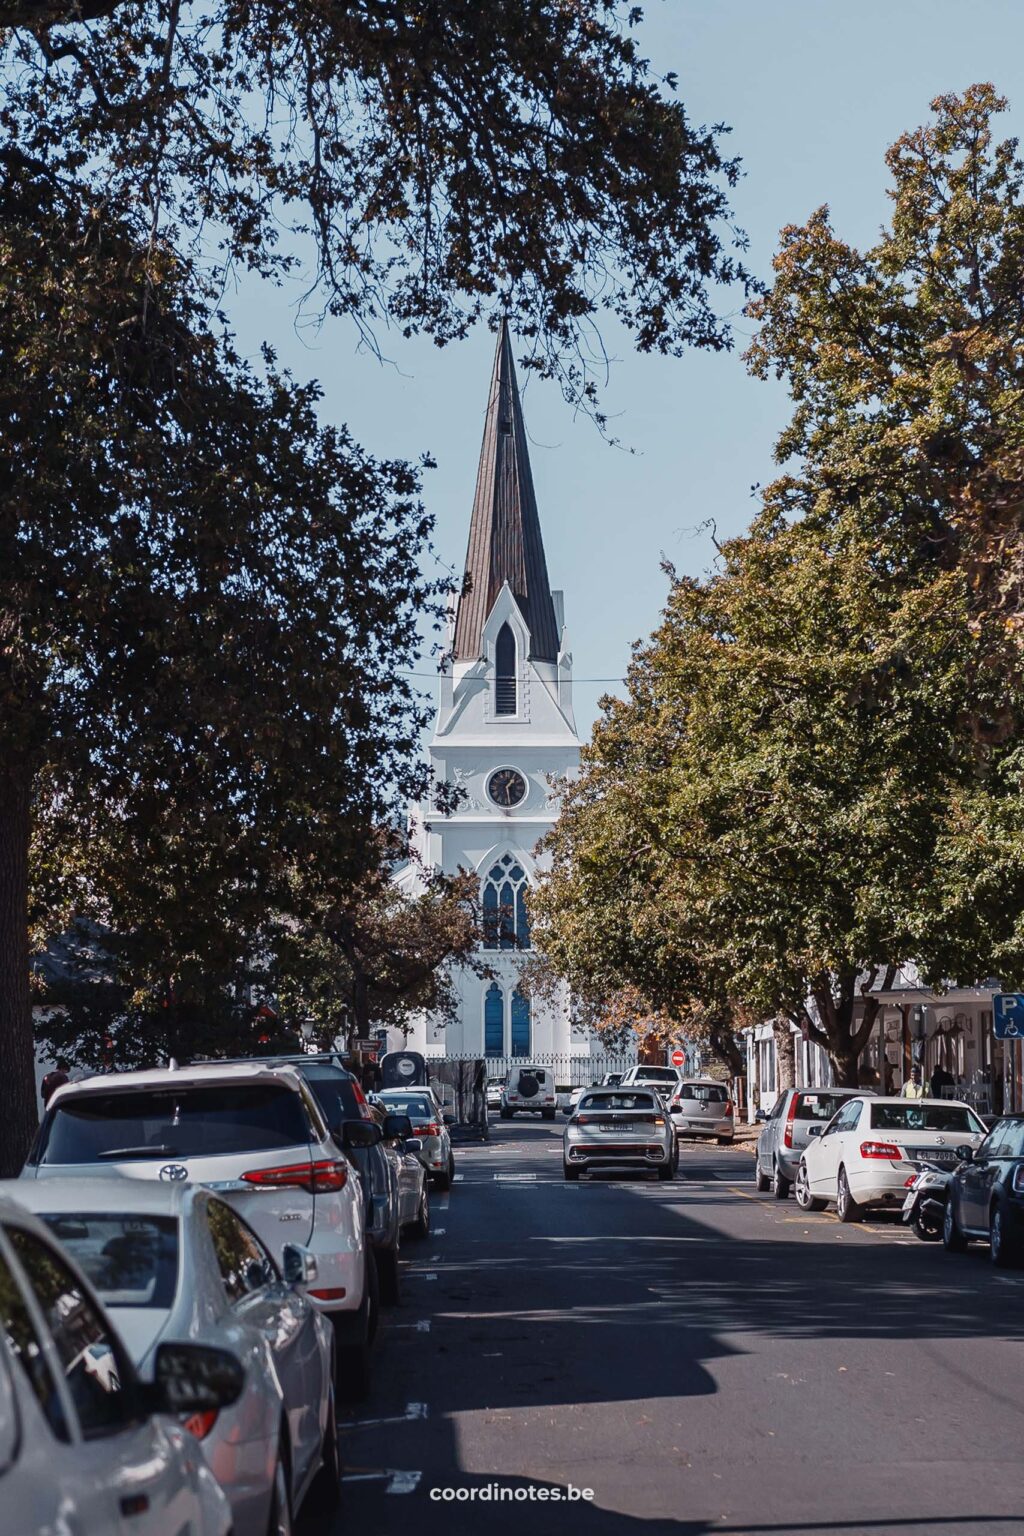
[351,1081,373,1121]
[577,1114,593,1126]
[1012,1165,1024,1194]
[724,1100,733,1116]
[653,1116,665,1127]
[417,1122,440,1136]
[183,1410,218,1440]
[783,1095,798,1149]
[859,1141,903,1161]
[241,1159,348,1193]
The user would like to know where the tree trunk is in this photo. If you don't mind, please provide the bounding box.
[773,1019,796,1091]
[827,1039,862,1089]
[0,760,38,1175]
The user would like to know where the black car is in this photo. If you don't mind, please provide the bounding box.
[259,1054,413,1303]
[944,1112,1024,1266]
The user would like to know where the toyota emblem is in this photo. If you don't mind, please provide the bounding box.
[159,1163,188,1183]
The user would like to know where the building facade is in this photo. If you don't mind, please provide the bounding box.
[402,324,582,1062]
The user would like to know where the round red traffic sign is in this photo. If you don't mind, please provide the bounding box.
[670,1049,685,1067]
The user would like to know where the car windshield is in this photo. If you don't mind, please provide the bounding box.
[680,1084,728,1103]
[36,1085,310,1164]
[795,1093,850,1121]
[39,1214,179,1310]
[380,1095,434,1121]
[870,1102,985,1134]
[579,1093,657,1112]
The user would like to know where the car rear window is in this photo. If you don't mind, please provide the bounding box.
[635,1069,679,1083]
[794,1092,850,1121]
[380,1095,433,1121]
[300,1070,369,1126]
[578,1092,657,1112]
[869,1102,984,1134]
[679,1083,728,1103]
[39,1214,179,1310]
[36,1085,310,1164]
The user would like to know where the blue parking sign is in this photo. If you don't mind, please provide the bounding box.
[993,994,1024,1039]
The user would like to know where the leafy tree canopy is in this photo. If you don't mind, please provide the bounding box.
[533,87,1024,1087]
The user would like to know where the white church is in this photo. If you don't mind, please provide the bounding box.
[400,322,585,1063]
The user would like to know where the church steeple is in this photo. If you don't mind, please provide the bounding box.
[452,320,560,663]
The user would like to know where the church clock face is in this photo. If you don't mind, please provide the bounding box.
[488,768,527,808]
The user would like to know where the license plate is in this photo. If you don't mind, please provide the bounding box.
[600,1121,632,1132]
[901,1191,918,1214]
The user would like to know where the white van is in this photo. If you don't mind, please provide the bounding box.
[500,1065,558,1121]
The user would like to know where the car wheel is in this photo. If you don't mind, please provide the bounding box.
[990,1202,1019,1267]
[943,1193,969,1253]
[754,1158,771,1193]
[410,1185,430,1240]
[333,1253,376,1401]
[836,1167,862,1224]
[377,1241,401,1306]
[434,1164,452,1191]
[657,1159,674,1181]
[266,1448,293,1536]
[304,1382,341,1517]
[795,1161,826,1212]
[563,1163,580,1181]
[772,1162,791,1200]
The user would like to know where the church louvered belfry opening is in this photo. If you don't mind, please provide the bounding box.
[495,623,517,713]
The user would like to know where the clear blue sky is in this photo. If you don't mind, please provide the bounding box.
[229,2,1024,738]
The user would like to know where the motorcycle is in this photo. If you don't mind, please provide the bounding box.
[901,1161,953,1241]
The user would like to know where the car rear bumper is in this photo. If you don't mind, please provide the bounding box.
[565,1141,669,1166]
[847,1165,916,1207]
[671,1115,734,1139]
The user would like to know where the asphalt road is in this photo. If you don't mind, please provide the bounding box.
[301,1117,1024,1536]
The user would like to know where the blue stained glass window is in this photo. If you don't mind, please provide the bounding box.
[484,984,504,1056]
[481,859,531,951]
[510,991,531,1056]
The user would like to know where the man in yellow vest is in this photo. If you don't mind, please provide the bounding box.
[902,1064,926,1099]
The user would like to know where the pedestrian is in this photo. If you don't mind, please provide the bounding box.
[930,1061,954,1098]
[40,1058,70,1106]
[902,1064,926,1099]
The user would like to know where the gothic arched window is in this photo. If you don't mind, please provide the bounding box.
[481,855,530,950]
[495,623,517,714]
[484,982,504,1057]
[511,989,531,1057]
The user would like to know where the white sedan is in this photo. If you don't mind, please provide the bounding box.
[0,1190,235,1536]
[796,1096,988,1221]
[3,1177,339,1534]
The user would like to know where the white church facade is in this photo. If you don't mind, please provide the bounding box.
[400,323,582,1062]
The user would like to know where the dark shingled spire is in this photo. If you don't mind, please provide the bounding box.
[452,321,560,663]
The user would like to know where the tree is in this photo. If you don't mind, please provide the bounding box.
[0,1,752,411]
[1,161,440,1171]
[534,89,1024,1086]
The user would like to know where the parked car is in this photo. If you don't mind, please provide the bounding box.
[755,1087,869,1198]
[376,1087,456,1190]
[668,1079,735,1144]
[258,1055,428,1303]
[796,1095,988,1222]
[563,1088,678,1181]
[560,1084,593,1117]
[23,1062,379,1396]
[486,1081,504,1110]
[600,1073,624,1087]
[619,1065,683,1098]
[500,1065,558,1120]
[3,1176,338,1530]
[0,1189,236,1536]
[943,1112,1024,1265]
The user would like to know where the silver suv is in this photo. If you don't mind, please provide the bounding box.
[23,1062,379,1396]
[754,1086,868,1198]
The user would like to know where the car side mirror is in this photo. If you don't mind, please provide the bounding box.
[955,1144,975,1162]
[340,1120,382,1150]
[281,1243,318,1287]
[382,1113,413,1141]
[807,1125,824,1138]
[404,1137,423,1153]
[150,1342,244,1417]
[443,1113,456,1126]
[755,1110,767,1123]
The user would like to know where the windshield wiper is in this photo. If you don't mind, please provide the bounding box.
[94,1145,177,1160]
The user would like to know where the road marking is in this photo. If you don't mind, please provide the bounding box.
[390,1319,432,1332]
[430,1252,441,1260]
[343,1469,423,1494]
[421,1271,438,1280]
[453,1173,464,1181]
[433,1227,446,1235]
[347,1402,428,1430]
[494,1172,537,1181]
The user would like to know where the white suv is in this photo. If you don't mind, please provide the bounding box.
[500,1066,558,1120]
[22,1062,379,1396]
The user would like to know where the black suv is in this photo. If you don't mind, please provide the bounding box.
[945,1112,1024,1266]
